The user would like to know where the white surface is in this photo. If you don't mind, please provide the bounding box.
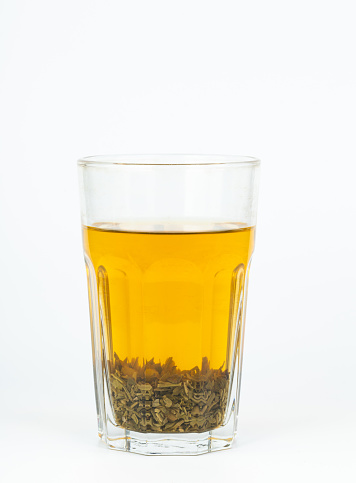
[0,0,355,481]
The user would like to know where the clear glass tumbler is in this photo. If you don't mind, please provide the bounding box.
[78,155,260,455]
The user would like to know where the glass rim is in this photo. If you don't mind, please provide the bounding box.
[77,154,260,167]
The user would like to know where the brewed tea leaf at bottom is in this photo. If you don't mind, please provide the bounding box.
[110,354,229,433]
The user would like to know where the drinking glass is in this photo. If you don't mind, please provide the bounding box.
[78,155,260,455]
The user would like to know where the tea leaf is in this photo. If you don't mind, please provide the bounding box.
[162,395,173,408]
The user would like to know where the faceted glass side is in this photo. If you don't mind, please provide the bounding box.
[84,251,253,455]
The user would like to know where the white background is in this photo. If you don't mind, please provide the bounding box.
[1,0,355,481]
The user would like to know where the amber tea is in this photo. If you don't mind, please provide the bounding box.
[83,222,255,434]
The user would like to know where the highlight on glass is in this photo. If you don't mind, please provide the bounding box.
[78,154,260,455]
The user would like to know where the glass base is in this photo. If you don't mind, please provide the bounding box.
[99,417,236,455]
